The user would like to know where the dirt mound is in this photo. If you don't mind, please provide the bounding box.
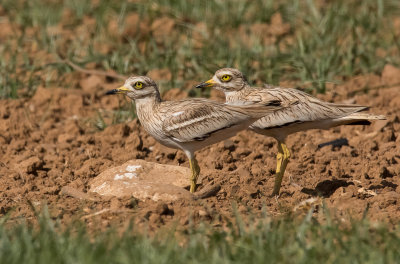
[0,67,399,231]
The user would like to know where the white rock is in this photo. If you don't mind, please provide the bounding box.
[89,159,192,201]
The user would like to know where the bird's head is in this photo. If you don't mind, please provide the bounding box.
[196,68,249,92]
[106,76,160,100]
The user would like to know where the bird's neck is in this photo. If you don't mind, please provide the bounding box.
[134,93,162,122]
[225,84,249,103]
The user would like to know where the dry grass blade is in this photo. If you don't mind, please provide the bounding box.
[62,59,127,80]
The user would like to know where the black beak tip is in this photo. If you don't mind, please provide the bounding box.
[105,89,118,95]
[195,83,205,89]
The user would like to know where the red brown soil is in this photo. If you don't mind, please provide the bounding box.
[0,65,399,231]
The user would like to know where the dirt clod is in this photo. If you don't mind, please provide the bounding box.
[380,167,394,179]
[17,156,44,174]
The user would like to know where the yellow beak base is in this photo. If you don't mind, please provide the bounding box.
[195,79,216,88]
[105,86,130,95]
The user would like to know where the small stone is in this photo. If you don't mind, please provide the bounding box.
[223,139,235,152]
[229,176,237,184]
[18,156,44,174]
[198,210,207,217]
[357,187,377,199]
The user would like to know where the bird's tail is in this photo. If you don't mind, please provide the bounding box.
[333,112,386,126]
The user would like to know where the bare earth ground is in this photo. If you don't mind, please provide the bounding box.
[0,65,399,231]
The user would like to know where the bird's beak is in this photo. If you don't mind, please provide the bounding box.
[105,85,130,95]
[195,79,216,89]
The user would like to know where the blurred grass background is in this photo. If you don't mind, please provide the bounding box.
[0,0,399,99]
[1,207,400,263]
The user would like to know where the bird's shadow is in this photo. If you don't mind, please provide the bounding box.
[301,179,354,197]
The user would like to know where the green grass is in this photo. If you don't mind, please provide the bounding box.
[1,208,400,263]
[1,0,399,99]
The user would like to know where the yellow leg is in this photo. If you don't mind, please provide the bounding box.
[189,158,200,193]
[272,141,291,196]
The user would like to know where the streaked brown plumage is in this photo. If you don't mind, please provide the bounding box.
[106,76,289,193]
[196,68,386,195]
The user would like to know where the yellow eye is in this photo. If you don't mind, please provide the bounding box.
[134,82,143,89]
[221,74,231,82]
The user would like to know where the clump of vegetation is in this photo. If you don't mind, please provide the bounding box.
[1,208,400,263]
[1,0,399,99]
